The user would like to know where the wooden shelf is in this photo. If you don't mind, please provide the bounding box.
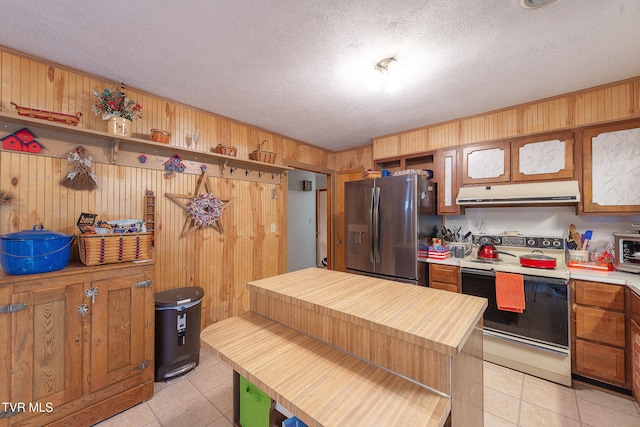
[0,111,292,175]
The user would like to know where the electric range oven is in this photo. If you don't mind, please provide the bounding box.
[460,234,571,386]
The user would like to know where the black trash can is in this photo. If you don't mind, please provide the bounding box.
[154,286,204,382]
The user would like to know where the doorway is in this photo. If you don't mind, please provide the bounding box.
[287,169,330,272]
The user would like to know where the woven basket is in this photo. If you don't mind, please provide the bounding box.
[363,169,382,179]
[213,144,237,157]
[249,150,277,163]
[77,232,151,266]
[11,101,82,126]
[150,129,171,144]
[249,140,277,164]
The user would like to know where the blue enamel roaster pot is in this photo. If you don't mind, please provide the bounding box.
[0,225,73,275]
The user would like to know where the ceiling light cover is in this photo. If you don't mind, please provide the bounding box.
[363,57,401,93]
[519,0,558,9]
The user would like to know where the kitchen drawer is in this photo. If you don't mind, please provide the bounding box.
[429,264,459,285]
[431,281,459,293]
[575,305,625,347]
[574,280,625,310]
[575,339,626,385]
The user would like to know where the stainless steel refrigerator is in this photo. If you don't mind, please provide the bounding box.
[344,174,435,284]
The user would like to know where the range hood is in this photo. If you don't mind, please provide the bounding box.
[456,180,580,206]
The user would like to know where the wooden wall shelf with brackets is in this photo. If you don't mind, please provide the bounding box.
[0,111,292,180]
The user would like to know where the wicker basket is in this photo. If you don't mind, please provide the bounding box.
[11,101,82,126]
[213,144,237,157]
[249,140,277,164]
[362,169,382,179]
[150,129,171,144]
[249,150,277,163]
[77,232,151,266]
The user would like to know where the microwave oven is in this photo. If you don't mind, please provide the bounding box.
[613,232,640,274]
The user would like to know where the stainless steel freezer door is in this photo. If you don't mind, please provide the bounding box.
[376,175,418,280]
[344,179,376,274]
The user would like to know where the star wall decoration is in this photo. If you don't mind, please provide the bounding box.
[165,170,232,238]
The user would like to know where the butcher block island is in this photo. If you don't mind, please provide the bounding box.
[201,268,487,427]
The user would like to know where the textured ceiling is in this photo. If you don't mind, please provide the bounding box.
[1,1,639,151]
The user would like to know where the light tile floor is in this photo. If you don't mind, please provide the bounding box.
[95,347,640,427]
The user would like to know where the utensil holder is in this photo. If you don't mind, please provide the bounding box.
[568,250,590,262]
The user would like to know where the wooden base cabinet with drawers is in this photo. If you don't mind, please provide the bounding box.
[429,263,460,293]
[0,262,154,426]
[631,288,640,403]
[571,279,629,389]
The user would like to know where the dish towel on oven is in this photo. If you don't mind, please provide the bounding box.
[495,272,525,313]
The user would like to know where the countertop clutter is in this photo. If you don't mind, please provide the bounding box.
[421,252,640,295]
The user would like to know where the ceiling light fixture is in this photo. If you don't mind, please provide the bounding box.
[518,0,558,9]
[363,57,401,93]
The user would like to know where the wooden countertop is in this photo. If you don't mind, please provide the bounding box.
[247,268,487,357]
[201,312,451,427]
[0,260,154,284]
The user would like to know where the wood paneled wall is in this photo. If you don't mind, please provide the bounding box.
[0,47,331,325]
[372,77,640,160]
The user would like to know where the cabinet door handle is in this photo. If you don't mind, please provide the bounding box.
[0,408,24,419]
[0,303,27,314]
[135,279,152,288]
[85,286,99,304]
[132,359,151,371]
[77,304,89,322]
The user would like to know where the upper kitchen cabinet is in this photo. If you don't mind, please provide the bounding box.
[462,133,576,186]
[511,132,575,181]
[374,152,435,175]
[462,141,511,185]
[435,148,461,215]
[582,119,640,214]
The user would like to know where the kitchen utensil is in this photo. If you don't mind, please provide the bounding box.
[463,231,472,241]
[0,224,73,274]
[569,224,582,251]
[477,244,517,260]
[581,229,593,250]
[566,231,578,249]
[519,250,557,269]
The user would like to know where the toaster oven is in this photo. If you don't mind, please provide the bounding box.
[614,232,640,274]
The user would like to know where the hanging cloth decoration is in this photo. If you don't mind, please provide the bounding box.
[61,146,98,191]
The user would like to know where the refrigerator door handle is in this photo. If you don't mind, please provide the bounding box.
[369,187,375,263]
[373,186,381,263]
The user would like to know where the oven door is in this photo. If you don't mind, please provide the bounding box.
[461,268,569,348]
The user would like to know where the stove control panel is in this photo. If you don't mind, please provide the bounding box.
[473,234,564,249]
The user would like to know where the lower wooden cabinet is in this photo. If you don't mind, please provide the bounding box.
[0,262,154,426]
[429,263,460,293]
[574,339,626,385]
[630,289,640,402]
[571,279,629,389]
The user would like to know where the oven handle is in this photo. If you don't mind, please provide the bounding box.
[461,268,495,278]
[461,268,567,287]
[483,329,570,357]
[521,274,567,286]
